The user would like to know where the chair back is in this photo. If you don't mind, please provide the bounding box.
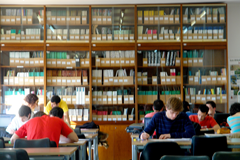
[14,138,51,148]
[140,142,183,160]
[50,141,57,147]
[214,113,230,126]
[213,151,240,160]
[160,155,210,160]
[0,149,29,160]
[192,135,229,158]
[0,137,5,148]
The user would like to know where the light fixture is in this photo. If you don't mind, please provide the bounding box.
[121,11,124,18]
[200,10,206,18]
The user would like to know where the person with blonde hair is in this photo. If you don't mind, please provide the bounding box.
[140,97,195,140]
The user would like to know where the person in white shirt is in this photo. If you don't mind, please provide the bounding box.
[6,105,31,134]
[7,94,39,117]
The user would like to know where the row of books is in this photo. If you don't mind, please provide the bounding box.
[2,9,33,16]
[6,71,44,77]
[92,9,112,16]
[184,7,225,15]
[47,70,84,77]
[184,87,225,95]
[46,51,89,59]
[46,10,88,16]
[69,109,89,121]
[9,52,43,58]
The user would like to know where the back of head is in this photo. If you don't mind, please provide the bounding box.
[24,94,38,106]
[19,105,31,117]
[166,97,183,112]
[153,99,164,111]
[33,111,46,118]
[206,101,216,109]
[183,101,190,112]
[49,107,64,119]
[51,95,61,104]
[199,105,209,114]
[230,103,240,116]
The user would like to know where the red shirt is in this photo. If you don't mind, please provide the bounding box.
[189,115,218,129]
[15,115,73,146]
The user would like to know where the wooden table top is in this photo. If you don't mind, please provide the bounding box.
[1,147,77,156]
[81,129,99,133]
[84,133,98,139]
[131,134,139,138]
[59,140,88,146]
[132,138,240,146]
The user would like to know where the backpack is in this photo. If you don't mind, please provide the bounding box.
[76,121,99,129]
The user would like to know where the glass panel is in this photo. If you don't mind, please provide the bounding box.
[137,50,181,121]
[182,5,226,41]
[137,5,181,41]
[183,49,227,113]
[91,6,135,42]
[46,7,89,42]
[46,51,90,121]
[91,50,135,121]
[0,6,44,42]
[0,51,44,114]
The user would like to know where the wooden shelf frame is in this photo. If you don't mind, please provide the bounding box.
[0,3,228,125]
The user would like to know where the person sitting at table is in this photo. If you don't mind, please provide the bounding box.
[142,99,164,123]
[8,94,39,117]
[227,103,240,133]
[206,101,221,117]
[140,97,195,140]
[189,105,220,132]
[6,105,32,134]
[10,111,78,146]
[44,95,70,125]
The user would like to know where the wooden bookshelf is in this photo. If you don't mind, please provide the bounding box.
[2,85,43,87]
[184,84,226,86]
[92,66,135,69]
[138,66,180,69]
[92,85,135,87]
[138,84,181,86]
[1,66,44,68]
[47,66,89,69]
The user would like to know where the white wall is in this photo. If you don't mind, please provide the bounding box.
[228,3,240,109]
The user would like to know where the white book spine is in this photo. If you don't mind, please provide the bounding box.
[76,87,78,104]
[79,87,82,104]
[82,87,85,105]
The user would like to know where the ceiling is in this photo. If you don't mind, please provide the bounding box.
[0,0,240,5]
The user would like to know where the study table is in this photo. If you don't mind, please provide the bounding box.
[131,136,240,160]
[80,129,99,160]
[0,147,77,160]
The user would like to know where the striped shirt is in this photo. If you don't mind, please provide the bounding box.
[227,116,240,133]
[142,111,195,138]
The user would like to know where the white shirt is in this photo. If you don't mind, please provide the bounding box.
[6,116,28,134]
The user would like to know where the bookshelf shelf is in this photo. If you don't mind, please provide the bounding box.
[92,104,135,106]
[68,104,90,107]
[183,22,226,25]
[137,40,180,43]
[91,40,135,44]
[71,120,135,125]
[2,85,43,87]
[92,23,134,26]
[138,66,180,69]
[1,24,43,26]
[50,24,89,26]
[183,39,227,42]
[138,84,181,87]
[47,66,90,69]
[1,66,44,68]
[46,40,89,43]
[92,66,135,69]
[47,85,89,87]
[183,65,226,68]
[184,84,226,86]
[138,23,180,26]
[92,85,135,87]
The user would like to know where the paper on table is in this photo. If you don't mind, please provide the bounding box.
[205,133,230,137]
[150,138,191,142]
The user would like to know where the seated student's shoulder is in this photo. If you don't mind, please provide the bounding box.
[152,111,165,118]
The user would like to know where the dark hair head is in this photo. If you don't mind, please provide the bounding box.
[51,95,61,104]
[33,111,46,118]
[153,100,164,111]
[198,105,209,114]
[206,101,216,109]
[49,107,64,119]
[24,94,38,106]
[18,105,31,117]
[230,103,240,116]
[183,101,190,112]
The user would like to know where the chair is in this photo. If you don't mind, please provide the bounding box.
[212,151,240,160]
[192,135,229,158]
[0,149,29,160]
[214,113,230,126]
[140,142,183,160]
[160,155,210,160]
[14,138,51,148]
[0,137,5,148]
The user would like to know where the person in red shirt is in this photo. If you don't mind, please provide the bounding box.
[142,99,164,123]
[10,111,78,146]
[189,105,220,132]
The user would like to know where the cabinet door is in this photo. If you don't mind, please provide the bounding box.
[114,125,132,160]
[98,125,115,160]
